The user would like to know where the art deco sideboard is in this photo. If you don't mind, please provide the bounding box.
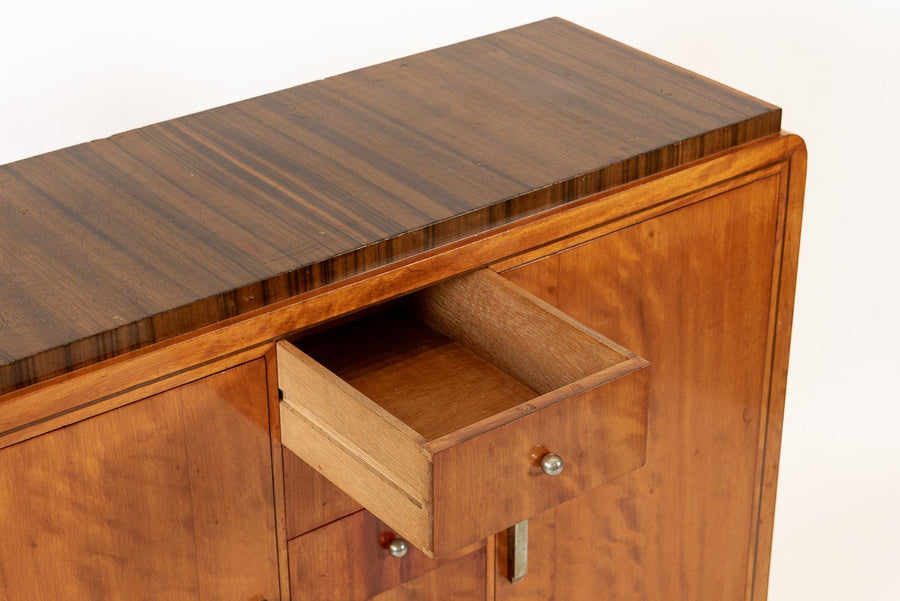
[0,18,805,601]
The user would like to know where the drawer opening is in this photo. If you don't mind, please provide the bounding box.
[277,268,649,556]
[289,269,630,443]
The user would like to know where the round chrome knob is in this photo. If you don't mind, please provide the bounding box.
[387,538,409,558]
[540,453,564,476]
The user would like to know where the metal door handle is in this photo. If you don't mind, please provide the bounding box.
[507,520,528,583]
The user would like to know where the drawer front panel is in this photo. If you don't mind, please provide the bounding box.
[288,510,483,601]
[432,367,650,555]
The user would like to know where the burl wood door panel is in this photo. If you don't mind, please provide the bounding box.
[498,176,784,600]
[0,360,279,600]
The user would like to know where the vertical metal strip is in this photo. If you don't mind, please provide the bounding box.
[506,520,528,584]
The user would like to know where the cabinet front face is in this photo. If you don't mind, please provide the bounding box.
[497,175,788,600]
[0,359,280,600]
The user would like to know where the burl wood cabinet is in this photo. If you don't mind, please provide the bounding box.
[0,18,804,601]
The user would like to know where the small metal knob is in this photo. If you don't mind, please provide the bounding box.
[387,538,408,558]
[540,453,564,476]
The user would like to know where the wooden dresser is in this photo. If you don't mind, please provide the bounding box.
[0,18,805,601]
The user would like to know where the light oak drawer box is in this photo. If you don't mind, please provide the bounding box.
[277,268,650,557]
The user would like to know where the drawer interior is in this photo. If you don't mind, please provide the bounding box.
[297,307,536,440]
[289,269,630,444]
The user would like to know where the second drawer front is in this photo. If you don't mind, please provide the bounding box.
[288,510,484,601]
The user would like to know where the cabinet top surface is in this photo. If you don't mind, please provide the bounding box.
[0,17,780,394]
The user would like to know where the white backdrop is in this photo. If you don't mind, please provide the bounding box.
[2,2,898,599]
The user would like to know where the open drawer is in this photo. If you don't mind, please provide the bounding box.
[277,269,649,557]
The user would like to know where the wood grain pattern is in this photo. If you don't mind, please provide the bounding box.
[367,549,487,601]
[287,509,483,601]
[283,449,362,540]
[496,174,787,601]
[296,308,538,441]
[413,268,629,394]
[0,360,279,600]
[0,135,801,444]
[432,367,649,557]
[264,345,292,597]
[0,17,780,394]
[748,140,806,601]
[278,343,435,553]
[0,342,270,450]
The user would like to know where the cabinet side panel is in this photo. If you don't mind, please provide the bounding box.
[0,360,279,601]
[497,175,781,600]
[750,140,806,601]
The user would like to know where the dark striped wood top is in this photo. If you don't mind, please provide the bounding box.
[0,18,780,394]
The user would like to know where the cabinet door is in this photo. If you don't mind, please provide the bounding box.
[0,359,279,600]
[497,176,786,600]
